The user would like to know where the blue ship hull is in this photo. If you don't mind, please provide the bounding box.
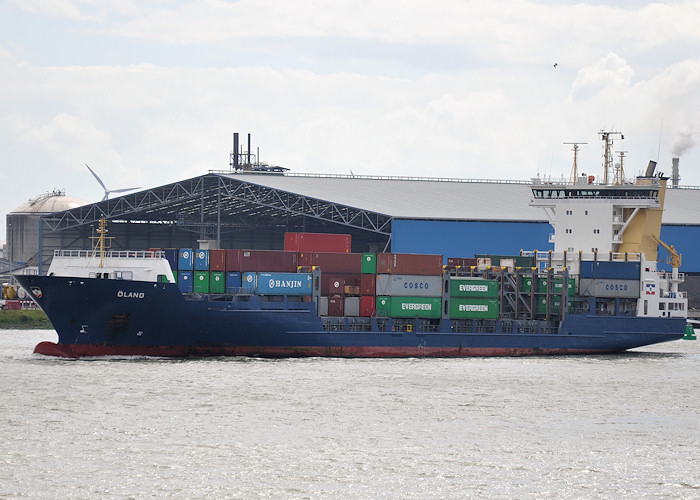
[16,275,686,358]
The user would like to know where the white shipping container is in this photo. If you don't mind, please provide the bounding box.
[344,296,360,317]
[375,274,443,297]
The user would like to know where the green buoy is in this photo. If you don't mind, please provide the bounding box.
[684,323,697,340]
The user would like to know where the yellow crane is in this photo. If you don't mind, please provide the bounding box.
[650,234,681,269]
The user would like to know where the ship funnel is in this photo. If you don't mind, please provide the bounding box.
[644,160,657,177]
[672,157,680,187]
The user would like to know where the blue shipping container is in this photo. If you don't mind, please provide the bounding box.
[177,271,193,292]
[242,272,257,291]
[256,273,313,295]
[226,272,242,292]
[178,248,194,271]
[194,249,210,270]
[164,249,178,271]
[580,261,641,280]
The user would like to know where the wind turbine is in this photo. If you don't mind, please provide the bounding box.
[86,164,141,201]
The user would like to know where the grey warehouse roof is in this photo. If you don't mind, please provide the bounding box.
[228,172,700,225]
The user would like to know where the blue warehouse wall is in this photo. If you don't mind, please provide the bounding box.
[659,225,700,273]
[391,220,554,261]
[391,219,700,272]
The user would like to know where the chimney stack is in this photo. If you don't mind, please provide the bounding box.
[671,157,680,187]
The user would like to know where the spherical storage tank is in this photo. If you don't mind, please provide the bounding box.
[6,190,87,265]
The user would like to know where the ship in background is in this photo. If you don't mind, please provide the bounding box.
[14,131,689,358]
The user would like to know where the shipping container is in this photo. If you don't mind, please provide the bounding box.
[225,249,298,272]
[360,274,376,295]
[194,249,209,271]
[475,254,536,268]
[449,277,499,298]
[375,296,441,319]
[225,272,242,292]
[376,274,443,297]
[578,278,640,298]
[521,276,575,296]
[298,252,361,273]
[361,253,377,274]
[164,249,178,271]
[177,271,193,292]
[446,257,478,268]
[580,260,641,280]
[449,298,500,319]
[193,271,210,293]
[256,272,313,295]
[241,272,257,291]
[178,248,194,271]
[360,295,376,317]
[344,285,360,296]
[344,296,360,316]
[328,297,345,316]
[318,296,329,316]
[210,271,225,294]
[209,249,226,271]
[284,232,351,253]
[321,273,361,295]
[376,253,443,276]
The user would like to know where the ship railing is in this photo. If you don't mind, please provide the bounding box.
[54,249,165,259]
[658,271,685,282]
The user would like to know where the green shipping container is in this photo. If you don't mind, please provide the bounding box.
[449,298,500,319]
[361,253,377,274]
[450,278,498,298]
[210,271,225,293]
[375,296,441,319]
[536,278,575,296]
[194,271,210,293]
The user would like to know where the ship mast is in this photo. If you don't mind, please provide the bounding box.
[615,150,628,185]
[564,142,587,182]
[90,218,114,268]
[599,130,624,185]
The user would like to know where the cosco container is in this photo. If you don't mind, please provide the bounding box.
[449,298,500,319]
[193,271,210,293]
[578,278,640,298]
[256,272,313,296]
[449,278,498,298]
[376,253,443,276]
[297,252,361,273]
[580,260,641,280]
[176,271,193,292]
[361,253,377,274]
[178,248,194,271]
[194,249,209,271]
[209,249,226,271]
[225,272,242,292]
[375,274,443,297]
[375,296,441,319]
[210,271,225,294]
[284,232,351,253]
[344,296,360,316]
[225,249,298,272]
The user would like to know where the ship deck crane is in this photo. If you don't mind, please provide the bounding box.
[650,234,682,293]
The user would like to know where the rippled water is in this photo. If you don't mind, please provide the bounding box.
[1,329,698,499]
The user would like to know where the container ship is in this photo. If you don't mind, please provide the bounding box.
[15,154,689,358]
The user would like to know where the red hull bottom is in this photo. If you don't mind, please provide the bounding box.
[34,341,610,359]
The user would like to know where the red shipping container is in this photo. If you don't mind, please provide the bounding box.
[328,296,345,316]
[209,249,226,271]
[376,253,444,276]
[360,274,376,295]
[447,257,478,268]
[321,273,361,295]
[360,295,376,317]
[297,252,361,273]
[225,249,298,272]
[285,232,351,253]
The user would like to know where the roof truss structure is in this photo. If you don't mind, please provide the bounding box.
[41,174,393,235]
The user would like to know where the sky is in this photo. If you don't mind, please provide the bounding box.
[2,0,700,244]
